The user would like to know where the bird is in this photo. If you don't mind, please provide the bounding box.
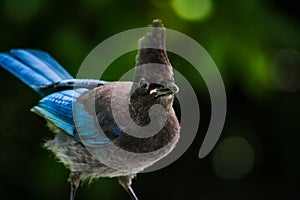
[0,19,180,200]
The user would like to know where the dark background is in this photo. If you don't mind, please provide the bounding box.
[0,0,299,199]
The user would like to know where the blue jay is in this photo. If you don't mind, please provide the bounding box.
[0,20,179,200]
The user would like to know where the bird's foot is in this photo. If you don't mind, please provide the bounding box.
[69,172,81,200]
[119,176,139,200]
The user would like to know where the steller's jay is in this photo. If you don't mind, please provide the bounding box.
[0,20,180,200]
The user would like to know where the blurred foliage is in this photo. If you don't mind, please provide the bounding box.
[0,0,299,199]
[171,0,213,21]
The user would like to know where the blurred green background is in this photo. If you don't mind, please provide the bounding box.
[0,0,299,199]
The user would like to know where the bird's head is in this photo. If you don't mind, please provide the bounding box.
[130,19,179,120]
[139,78,179,98]
[130,77,179,112]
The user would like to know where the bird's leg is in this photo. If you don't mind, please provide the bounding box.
[69,172,81,200]
[119,176,138,200]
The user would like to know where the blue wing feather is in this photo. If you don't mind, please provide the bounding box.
[73,102,111,146]
[31,88,88,136]
[32,87,115,145]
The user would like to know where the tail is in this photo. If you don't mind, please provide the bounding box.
[0,49,73,96]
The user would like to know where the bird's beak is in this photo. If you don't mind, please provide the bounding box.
[150,82,179,97]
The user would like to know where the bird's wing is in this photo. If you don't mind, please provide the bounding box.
[72,102,113,147]
[73,86,123,147]
[31,88,88,136]
[32,83,117,146]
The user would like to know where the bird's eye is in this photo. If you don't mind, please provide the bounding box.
[139,78,149,89]
[141,82,148,89]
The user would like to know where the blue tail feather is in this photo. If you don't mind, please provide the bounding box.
[24,49,73,80]
[0,48,111,142]
[0,53,52,90]
[0,49,73,96]
[10,49,64,83]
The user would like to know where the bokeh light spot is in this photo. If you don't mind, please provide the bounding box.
[212,137,255,180]
[171,0,212,21]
